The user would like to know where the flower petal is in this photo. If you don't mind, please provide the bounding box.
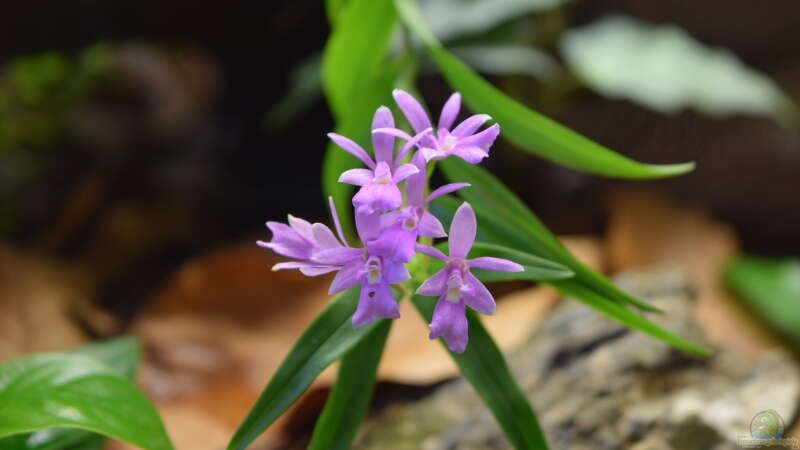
[394,127,433,165]
[369,226,417,263]
[448,202,476,258]
[328,260,362,294]
[328,132,375,169]
[415,243,449,261]
[299,265,339,276]
[328,196,350,247]
[462,271,496,315]
[352,282,400,327]
[405,152,427,206]
[392,163,419,183]
[338,168,374,186]
[468,256,523,273]
[451,114,491,137]
[312,247,362,265]
[428,297,468,353]
[455,123,500,150]
[416,266,449,296]
[371,106,395,164]
[438,92,461,131]
[392,89,432,135]
[385,259,411,283]
[427,182,470,203]
[449,146,489,164]
[312,223,341,250]
[355,209,382,242]
[418,210,446,238]
[287,215,314,242]
[353,183,402,214]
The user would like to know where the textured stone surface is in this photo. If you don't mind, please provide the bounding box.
[354,268,800,450]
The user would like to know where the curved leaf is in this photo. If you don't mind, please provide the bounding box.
[395,0,694,179]
[308,320,392,450]
[0,354,172,450]
[412,295,550,450]
[228,288,386,450]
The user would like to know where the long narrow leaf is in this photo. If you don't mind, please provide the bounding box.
[227,288,385,450]
[412,295,550,450]
[308,320,392,450]
[394,0,694,179]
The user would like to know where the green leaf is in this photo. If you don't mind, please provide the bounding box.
[411,295,550,450]
[325,0,349,26]
[228,288,386,450]
[434,161,710,355]
[308,320,392,450]
[321,0,399,236]
[725,256,800,343]
[561,14,796,123]
[0,337,142,450]
[0,353,172,450]
[395,0,694,179]
[264,53,322,130]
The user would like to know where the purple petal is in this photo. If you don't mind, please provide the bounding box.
[385,259,411,283]
[419,147,439,162]
[328,133,375,169]
[312,223,341,250]
[369,226,418,263]
[462,271,496,315]
[427,182,470,203]
[371,106,395,164]
[352,183,402,214]
[451,114,491,137]
[312,247,362,265]
[392,163,419,183]
[448,202,476,259]
[372,127,413,140]
[271,261,312,271]
[416,267,449,296]
[468,256,523,273]
[438,92,461,131]
[392,89,432,135]
[405,152,427,206]
[455,123,499,150]
[263,222,313,259]
[449,146,489,164]
[338,168,374,186]
[329,260,362,294]
[328,197,350,247]
[352,282,400,327]
[428,297,468,353]
[417,210,446,238]
[394,127,433,165]
[288,215,314,242]
[355,209,382,242]
[415,243,449,261]
[300,266,339,276]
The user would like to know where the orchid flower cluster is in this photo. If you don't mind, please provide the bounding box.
[259,90,523,353]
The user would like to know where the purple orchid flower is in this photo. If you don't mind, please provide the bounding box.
[388,89,500,164]
[369,151,470,262]
[328,106,430,214]
[415,202,523,353]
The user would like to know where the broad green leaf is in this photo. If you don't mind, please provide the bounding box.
[421,0,565,43]
[395,0,694,179]
[228,288,386,450]
[0,354,172,450]
[433,162,710,355]
[725,256,800,343]
[308,320,392,450]
[0,337,142,450]
[325,0,349,26]
[428,241,574,283]
[321,0,399,236]
[561,15,796,123]
[412,295,550,450]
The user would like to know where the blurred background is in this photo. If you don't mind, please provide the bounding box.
[2,0,800,448]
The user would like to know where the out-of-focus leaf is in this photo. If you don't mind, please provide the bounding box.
[308,320,392,450]
[433,161,710,355]
[0,354,172,450]
[561,14,796,123]
[421,0,564,42]
[321,0,399,236]
[450,45,559,80]
[0,337,142,450]
[725,256,800,343]
[227,288,386,450]
[395,0,695,179]
[326,0,349,26]
[412,295,550,450]
[264,53,322,130]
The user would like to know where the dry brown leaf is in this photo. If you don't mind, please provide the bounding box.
[605,189,780,360]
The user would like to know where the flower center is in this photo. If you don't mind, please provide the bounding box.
[402,217,417,230]
[375,176,391,185]
[365,257,382,284]
[445,271,464,302]
[441,135,457,152]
